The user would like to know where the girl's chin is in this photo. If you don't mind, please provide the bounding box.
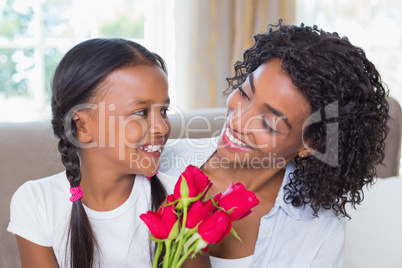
[141,167,160,177]
[127,164,159,178]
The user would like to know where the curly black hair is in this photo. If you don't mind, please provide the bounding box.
[226,20,390,218]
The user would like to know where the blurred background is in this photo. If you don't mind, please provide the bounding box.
[0,0,401,122]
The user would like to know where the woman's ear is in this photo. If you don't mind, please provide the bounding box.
[297,147,311,158]
[73,112,93,143]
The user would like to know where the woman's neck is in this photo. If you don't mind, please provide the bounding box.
[202,152,286,201]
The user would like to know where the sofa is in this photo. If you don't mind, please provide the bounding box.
[1,97,401,268]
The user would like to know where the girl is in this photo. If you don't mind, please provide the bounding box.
[161,21,389,267]
[8,38,174,267]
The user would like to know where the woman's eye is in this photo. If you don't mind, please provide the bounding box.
[262,116,277,133]
[161,108,169,115]
[238,86,250,100]
[133,110,147,116]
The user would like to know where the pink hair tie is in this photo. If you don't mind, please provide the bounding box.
[146,171,159,180]
[70,185,83,202]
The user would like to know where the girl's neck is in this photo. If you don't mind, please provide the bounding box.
[79,164,136,212]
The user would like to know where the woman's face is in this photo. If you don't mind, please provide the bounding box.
[217,58,311,169]
[79,65,171,177]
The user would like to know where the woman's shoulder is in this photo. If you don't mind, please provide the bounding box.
[297,203,346,238]
[157,171,177,194]
[160,137,218,177]
[164,137,218,151]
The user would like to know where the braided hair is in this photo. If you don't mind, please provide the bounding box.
[51,38,168,268]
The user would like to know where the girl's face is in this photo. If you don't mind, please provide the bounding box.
[217,58,311,169]
[81,65,170,177]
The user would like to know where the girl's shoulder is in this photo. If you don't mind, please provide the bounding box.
[8,171,71,246]
[13,171,69,201]
[10,171,71,219]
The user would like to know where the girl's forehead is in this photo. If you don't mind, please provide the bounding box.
[91,65,169,105]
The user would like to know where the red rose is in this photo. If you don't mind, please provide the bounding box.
[185,199,216,229]
[218,183,260,221]
[173,165,212,200]
[140,194,179,240]
[197,210,232,244]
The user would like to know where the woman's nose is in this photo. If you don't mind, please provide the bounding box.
[229,102,258,134]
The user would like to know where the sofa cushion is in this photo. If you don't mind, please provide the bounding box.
[344,176,402,268]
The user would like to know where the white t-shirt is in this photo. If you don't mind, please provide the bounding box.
[210,255,254,268]
[8,171,176,268]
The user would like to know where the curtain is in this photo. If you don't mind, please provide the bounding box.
[174,0,296,110]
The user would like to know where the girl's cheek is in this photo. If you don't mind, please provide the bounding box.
[119,119,147,144]
[164,119,172,140]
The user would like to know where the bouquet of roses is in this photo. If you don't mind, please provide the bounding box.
[140,165,260,268]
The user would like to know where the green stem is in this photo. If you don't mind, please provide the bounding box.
[153,242,163,268]
[177,240,199,267]
[170,242,177,261]
[183,227,198,241]
[162,240,172,268]
[172,200,189,266]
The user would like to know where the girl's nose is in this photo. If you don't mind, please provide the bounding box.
[150,113,169,136]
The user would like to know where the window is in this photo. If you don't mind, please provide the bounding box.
[0,0,175,122]
[296,0,402,107]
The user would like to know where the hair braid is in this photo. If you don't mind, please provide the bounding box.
[149,174,167,265]
[56,125,96,268]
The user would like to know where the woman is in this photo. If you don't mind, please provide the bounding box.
[162,21,389,267]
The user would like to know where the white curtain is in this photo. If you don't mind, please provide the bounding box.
[174,0,296,110]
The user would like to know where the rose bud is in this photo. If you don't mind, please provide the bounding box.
[185,199,216,229]
[140,195,179,240]
[173,165,212,200]
[218,183,260,221]
[198,210,232,244]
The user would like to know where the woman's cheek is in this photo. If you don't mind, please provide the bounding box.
[226,91,239,111]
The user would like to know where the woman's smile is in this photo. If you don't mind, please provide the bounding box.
[221,123,253,152]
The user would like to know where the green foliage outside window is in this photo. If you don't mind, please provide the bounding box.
[0,0,34,98]
[0,0,33,38]
[0,0,145,99]
[0,49,34,98]
[100,14,144,39]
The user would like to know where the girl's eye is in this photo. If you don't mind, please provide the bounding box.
[262,116,277,133]
[238,86,250,100]
[133,109,147,116]
[161,108,169,115]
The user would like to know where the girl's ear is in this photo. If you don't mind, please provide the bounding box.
[73,112,93,143]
